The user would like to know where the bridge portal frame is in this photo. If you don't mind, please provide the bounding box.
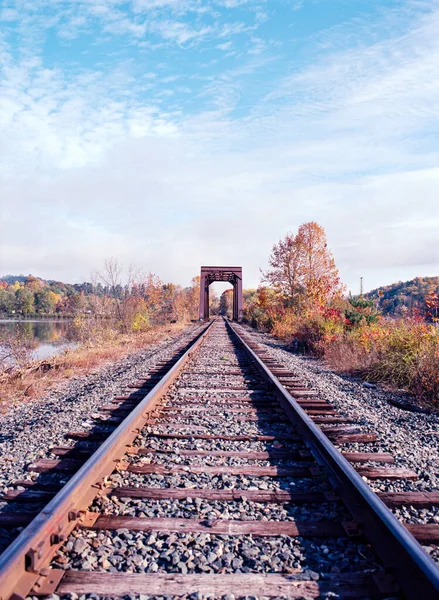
[199,266,243,321]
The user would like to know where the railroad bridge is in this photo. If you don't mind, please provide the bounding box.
[199,265,243,321]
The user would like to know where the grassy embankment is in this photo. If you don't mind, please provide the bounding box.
[248,305,439,408]
[278,314,439,407]
[0,322,191,411]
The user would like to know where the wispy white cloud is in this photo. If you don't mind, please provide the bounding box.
[133,0,192,9]
[215,0,256,7]
[216,40,232,50]
[1,1,439,291]
[0,42,179,174]
[150,19,213,44]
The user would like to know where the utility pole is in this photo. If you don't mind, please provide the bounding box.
[360,277,363,297]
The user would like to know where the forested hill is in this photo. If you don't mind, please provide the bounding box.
[0,274,98,317]
[366,276,439,315]
[1,274,36,284]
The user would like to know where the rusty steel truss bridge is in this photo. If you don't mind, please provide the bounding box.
[199,266,243,321]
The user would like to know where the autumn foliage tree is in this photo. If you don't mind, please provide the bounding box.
[219,289,233,317]
[262,234,301,303]
[263,222,342,309]
[425,292,439,323]
[91,260,201,330]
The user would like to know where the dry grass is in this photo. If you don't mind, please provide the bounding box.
[268,309,439,407]
[405,340,439,406]
[323,338,375,374]
[0,322,189,410]
[307,321,439,408]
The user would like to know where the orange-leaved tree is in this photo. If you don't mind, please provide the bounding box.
[425,292,439,323]
[263,222,342,309]
[296,221,342,307]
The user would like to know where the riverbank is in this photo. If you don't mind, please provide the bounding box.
[0,322,199,410]
[0,315,77,319]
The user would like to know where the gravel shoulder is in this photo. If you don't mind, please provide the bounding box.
[242,324,439,492]
[0,323,204,493]
[3,321,438,497]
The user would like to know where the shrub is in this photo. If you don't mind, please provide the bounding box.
[271,308,345,355]
[366,319,431,388]
[271,310,297,343]
[245,290,439,405]
[131,311,150,332]
[324,336,375,373]
[411,339,439,406]
[71,315,118,347]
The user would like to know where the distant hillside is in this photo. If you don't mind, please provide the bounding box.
[0,274,95,317]
[366,276,439,316]
[0,274,36,284]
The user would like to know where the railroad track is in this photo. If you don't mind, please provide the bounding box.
[1,318,439,599]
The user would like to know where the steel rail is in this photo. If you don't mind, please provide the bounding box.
[0,321,215,600]
[227,321,439,600]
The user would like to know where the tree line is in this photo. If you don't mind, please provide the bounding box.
[366,277,439,320]
[0,261,201,332]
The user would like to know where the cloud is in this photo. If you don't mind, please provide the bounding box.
[0,0,262,47]
[1,1,439,291]
[216,0,254,7]
[150,20,214,44]
[103,17,148,37]
[133,0,191,9]
[216,41,232,50]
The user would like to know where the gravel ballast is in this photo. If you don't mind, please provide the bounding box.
[53,528,376,576]
[0,324,204,494]
[239,324,439,493]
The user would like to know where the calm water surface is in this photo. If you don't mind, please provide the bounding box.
[0,319,78,361]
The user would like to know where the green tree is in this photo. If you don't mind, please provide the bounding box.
[345,296,379,326]
[35,289,57,314]
[0,288,15,315]
[15,287,35,315]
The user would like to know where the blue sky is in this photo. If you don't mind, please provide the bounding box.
[1,0,439,293]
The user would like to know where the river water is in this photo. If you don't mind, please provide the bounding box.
[0,319,77,361]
